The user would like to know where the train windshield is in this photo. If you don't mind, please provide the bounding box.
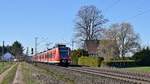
[59,48,69,58]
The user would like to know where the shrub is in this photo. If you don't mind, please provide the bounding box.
[102,60,136,68]
[71,49,89,65]
[132,47,150,66]
[71,55,79,65]
[111,57,133,60]
[78,56,104,67]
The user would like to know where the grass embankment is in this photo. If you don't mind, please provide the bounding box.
[78,56,103,67]
[125,67,150,73]
[41,66,74,84]
[21,62,131,84]
[0,62,14,74]
[1,63,18,84]
[21,62,74,84]
[21,62,38,84]
[35,63,74,84]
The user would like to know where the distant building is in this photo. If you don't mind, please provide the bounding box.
[1,52,15,61]
[84,40,118,61]
[84,40,100,55]
[97,40,119,61]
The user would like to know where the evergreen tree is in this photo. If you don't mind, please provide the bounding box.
[132,47,150,66]
[10,41,24,60]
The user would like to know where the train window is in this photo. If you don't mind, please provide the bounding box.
[48,53,52,58]
[60,48,69,57]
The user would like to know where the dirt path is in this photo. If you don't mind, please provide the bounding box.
[0,63,17,84]
[13,63,24,84]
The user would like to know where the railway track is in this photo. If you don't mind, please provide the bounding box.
[83,67,150,82]
[33,63,150,84]
[67,67,150,84]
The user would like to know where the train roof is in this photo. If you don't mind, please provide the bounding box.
[34,44,69,56]
[54,44,66,48]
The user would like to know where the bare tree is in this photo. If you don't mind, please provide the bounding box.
[97,25,120,60]
[74,5,107,42]
[105,22,140,57]
[98,40,119,61]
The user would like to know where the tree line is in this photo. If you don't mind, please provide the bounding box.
[0,41,24,60]
[74,5,140,60]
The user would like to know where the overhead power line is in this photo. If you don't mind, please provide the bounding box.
[125,9,150,21]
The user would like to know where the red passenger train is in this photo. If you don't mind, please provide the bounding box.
[32,44,71,66]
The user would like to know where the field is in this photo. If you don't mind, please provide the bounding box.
[0,62,14,74]
[124,67,150,73]
[1,62,150,84]
[1,64,18,84]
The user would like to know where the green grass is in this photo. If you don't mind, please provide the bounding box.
[124,67,150,73]
[35,63,75,84]
[21,62,39,84]
[22,62,74,84]
[0,62,14,74]
[44,68,74,84]
[1,63,18,84]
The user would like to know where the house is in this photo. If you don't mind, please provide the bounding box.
[84,40,100,55]
[97,40,119,61]
[84,40,118,61]
[1,52,15,61]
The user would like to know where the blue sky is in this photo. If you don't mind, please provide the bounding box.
[0,0,150,52]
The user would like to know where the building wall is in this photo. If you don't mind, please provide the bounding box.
[84,40,99,55]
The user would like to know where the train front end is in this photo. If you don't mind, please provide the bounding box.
[59,46,71,66]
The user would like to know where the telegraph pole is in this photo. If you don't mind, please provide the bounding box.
[45,42,52,50]
[1,41,4,61]
[71,40,75,51]
[35,37,49,54]
[2,41,4,56]
[45,43,49,50]
[35,37,38,56]
[26,47,29,56]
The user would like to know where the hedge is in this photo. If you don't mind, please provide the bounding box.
[78,56,104,67]
[71,55,79,65]
[102,60,136,68]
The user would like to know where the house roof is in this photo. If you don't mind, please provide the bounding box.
[2,52,15,59]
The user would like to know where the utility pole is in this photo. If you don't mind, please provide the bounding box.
[26,47,29,56]
[45,42,52,50]
[35,37,49,54]
[35,37,38,56]
[71,40,75,51]
[45,43,49,50]
[2,41,4,56]
[1,41,4,61]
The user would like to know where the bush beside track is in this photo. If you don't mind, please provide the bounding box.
[71,55,137,68]
[71,55,79,65]
[102,60,136,68]
[78,56,104,67]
